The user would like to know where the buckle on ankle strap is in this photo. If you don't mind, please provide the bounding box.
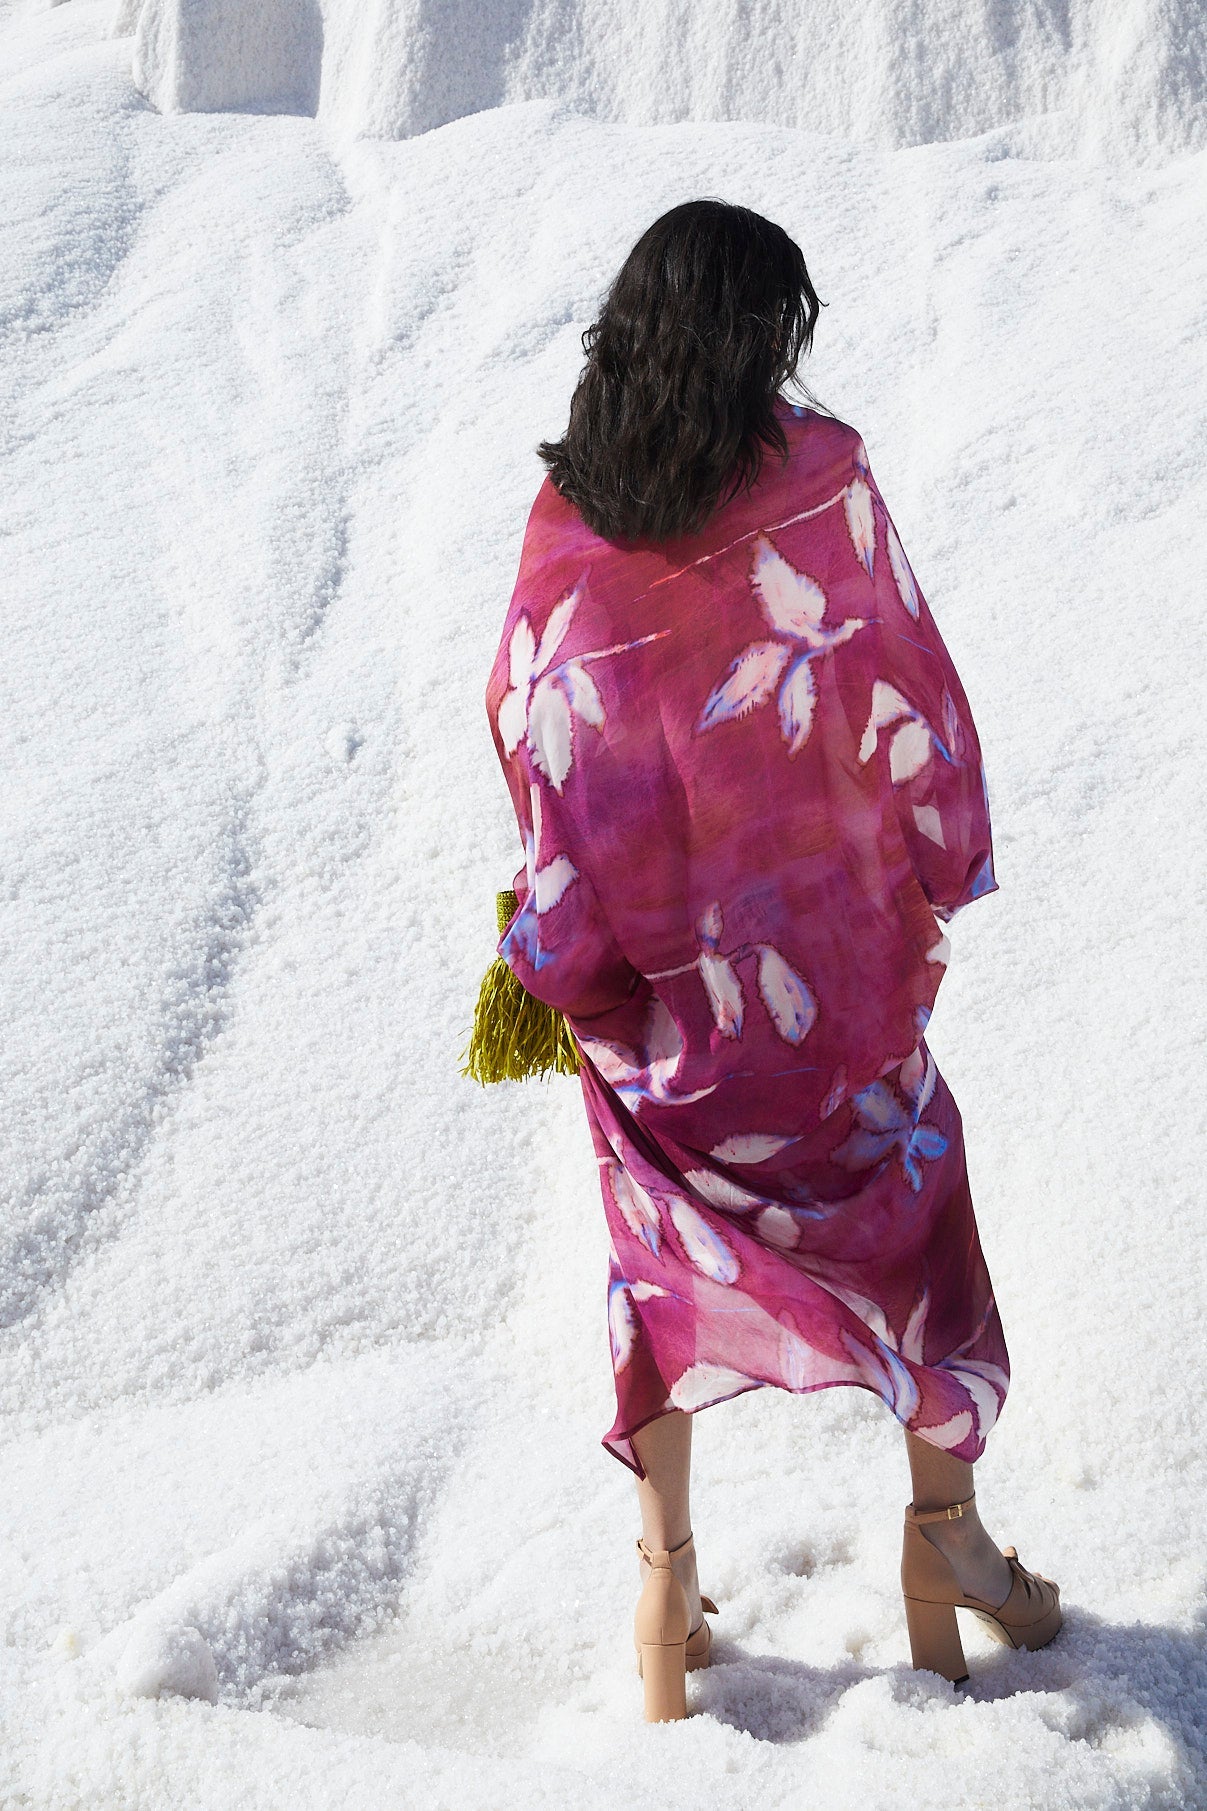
[908,1493,976,1524]
[636,1530,695,1563]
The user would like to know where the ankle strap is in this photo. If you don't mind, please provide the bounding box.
[636,1531,694,1565]
[906,1492,976,1525]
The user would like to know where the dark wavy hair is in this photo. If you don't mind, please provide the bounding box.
[536,199,825,545]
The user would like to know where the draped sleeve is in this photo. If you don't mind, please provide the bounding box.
[494,764,645,1024]
[858,448,999,923]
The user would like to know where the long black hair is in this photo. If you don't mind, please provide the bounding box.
[537,199,825,545]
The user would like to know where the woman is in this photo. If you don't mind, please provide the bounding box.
[485,200,1060,1721]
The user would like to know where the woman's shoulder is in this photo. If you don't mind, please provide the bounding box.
[768,400,870,527]
[774,394,864,465]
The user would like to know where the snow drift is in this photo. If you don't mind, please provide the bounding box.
[2,0,1206,1805]
[111,0,1207,163]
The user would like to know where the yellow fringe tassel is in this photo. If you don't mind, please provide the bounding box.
[461,889,581,1083]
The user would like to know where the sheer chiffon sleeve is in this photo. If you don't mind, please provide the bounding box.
[496,772,644,1022]
[859,450,999,923]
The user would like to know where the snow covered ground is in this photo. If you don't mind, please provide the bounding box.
[1,2,1205,1806]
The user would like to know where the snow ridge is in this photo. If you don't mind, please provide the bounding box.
[111,0,1207,164]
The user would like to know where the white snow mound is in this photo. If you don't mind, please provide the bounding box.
[110,0,1207,163]
[114,1622,220,1702]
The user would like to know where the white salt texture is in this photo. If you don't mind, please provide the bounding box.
[113,0,1207,163]
[0,2,1205,1808]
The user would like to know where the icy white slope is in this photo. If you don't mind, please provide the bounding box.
[1,3,1205,1808]
[110,0,1207,162]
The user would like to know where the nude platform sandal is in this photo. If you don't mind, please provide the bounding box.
[901,1492,1062,1684]
[634,1533,719,1722]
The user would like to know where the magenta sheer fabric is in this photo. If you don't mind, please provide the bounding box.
[485,400,1007,1476]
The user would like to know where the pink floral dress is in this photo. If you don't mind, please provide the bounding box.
[485,398,1008,1477]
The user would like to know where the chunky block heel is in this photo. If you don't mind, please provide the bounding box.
[900,1493,1062,1686]
[638,1638,688,1721]
[633,1543,690,1722]
[632,1532,718,1722]
[903,1593,969,1683]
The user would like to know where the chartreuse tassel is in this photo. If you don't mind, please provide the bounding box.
[461,889,580,1083]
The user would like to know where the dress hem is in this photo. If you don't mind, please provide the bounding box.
[601,1370,994,1479]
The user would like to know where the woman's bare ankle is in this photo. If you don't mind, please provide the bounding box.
[921,1510,1012,1606]
[638,1540,703,1630]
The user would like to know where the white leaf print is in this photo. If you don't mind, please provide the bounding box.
[889,717,932,784]
[901,1287,931,1362]
[526,675,573,791]
[710,1132,796,1163]
[644,996,682,1063]
[779,1326,815,1391]
[950,1356,1009,1394]
[508,615,536,687]
[756,945,817,1045]
[898,1046,925,1097]
[751,536,828,639]
[594,1007,715,1111]
[872,679,913,726]
[778,1326,867,1392]
[608,1281,637,1371]
[879,1344,921,1422]
[698,901,725,946]
[918,1049,938,1111]
[699,951,744,1038]
[777,654,817,755]
[756,1205,799,1249]
[828,1282,893,1346]
[534,583,582,673]
[534,853,577,914]
[611,1168,663,1249]
[838,1325,913,1417]
[669,1197,740,1284]
[914,1409,974,1452]
[856,708,883,765]
[820,1064,847,1118]
[579,1037,641,1082]
[844,479,876,579]
[697,640,789,731]
[560,660,605,728]
[913,803,946,847]
[630,1280,668,1301]
[496,683,529,757]
[849,1081,903,1134]
[886,519,920,618]
[503,582,663,794]
[642,997,687,1097]
[858,678,913,763]
[926,928,951,965]
[820,616,867,650]
[683,1168,762,1212]
[941,1365,1002,1440]
[669,1362,760,1411]
[941,686,960,757]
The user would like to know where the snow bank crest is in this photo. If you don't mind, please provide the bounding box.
[111,0,1207,163]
